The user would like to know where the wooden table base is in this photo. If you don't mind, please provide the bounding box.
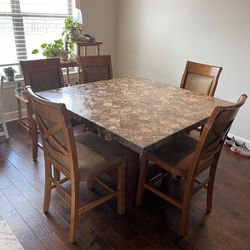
[106,146,140,207]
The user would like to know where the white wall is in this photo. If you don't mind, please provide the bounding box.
[80,0,117,68]
[116,0,250,141]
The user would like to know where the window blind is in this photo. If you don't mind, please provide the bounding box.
[0,0,74,67]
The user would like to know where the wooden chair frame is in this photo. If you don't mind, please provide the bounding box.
[78,55,113,84]
[20,58,73,161]
[26,86,126,243]
[20,58,64,91]
[136,94,247,237]
[180,60,223,97]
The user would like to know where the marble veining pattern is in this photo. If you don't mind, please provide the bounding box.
[37,77,233,153]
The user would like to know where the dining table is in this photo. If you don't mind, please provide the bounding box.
[37,76,233,205]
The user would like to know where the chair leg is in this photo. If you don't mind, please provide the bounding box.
[31,122,38,161]
[135,155,148,206]
[87,177,94,190]
[207,182,214,214]
[207,165,217,213]
[180,179,193,237]
[69,182,79,243]
[117,160,126,215]
[180,196,191,237]
[44,161,52,213]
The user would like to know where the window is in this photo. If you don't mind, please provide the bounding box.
[0,0,74,76]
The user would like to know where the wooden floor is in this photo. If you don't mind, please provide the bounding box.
[0,121,249,250]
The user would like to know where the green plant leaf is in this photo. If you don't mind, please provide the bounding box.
[32,49,39,54]
[32,16,76,58]
[4,67,15,76]
[41,43,47,49]
[55,39,61,44]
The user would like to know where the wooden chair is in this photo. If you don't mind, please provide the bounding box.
[181,60,223,136]
[180,61,223,96]
[20,58,82,161]
[0,75,9,140]
[78,55,113,84]
[136,94,247,237]
[26,86,127,243]
[20,58,64,92]
[78,55,113,137]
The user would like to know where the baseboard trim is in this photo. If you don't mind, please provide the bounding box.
[228,133,250,148]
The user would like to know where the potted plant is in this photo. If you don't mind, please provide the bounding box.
[4,67,16,81]
[62,17,81,42]
[32,39,68,60]
[32,17,79,61]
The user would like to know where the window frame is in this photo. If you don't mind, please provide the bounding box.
[0,0,73,65]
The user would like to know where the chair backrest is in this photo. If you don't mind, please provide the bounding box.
[180,61,223,96]
[26,86,78,178]
[20,58,64,92]
[78,55,113,83]
[189,94,247,180]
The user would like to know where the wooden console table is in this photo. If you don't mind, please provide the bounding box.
[15,93,32,132]
[60,60,79,85]
[65,41,103,84]
[66,41,103,57]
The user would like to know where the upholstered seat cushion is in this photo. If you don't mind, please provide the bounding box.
[185,73,213,95]
[75,132,127,178]
[148,134,198,176]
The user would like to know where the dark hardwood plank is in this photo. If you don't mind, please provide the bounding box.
[0,191,44,250]
[0,121,249,250]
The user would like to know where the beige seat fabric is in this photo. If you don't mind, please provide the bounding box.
[76,132,127,178]
[148,134,198,176]
[52,132,127,178]
[185,73,213,95]
[180,61,223,97]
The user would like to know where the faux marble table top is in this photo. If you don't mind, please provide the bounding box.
[37,76,233,154]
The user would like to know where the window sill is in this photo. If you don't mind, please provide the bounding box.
[2,72,78,89]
